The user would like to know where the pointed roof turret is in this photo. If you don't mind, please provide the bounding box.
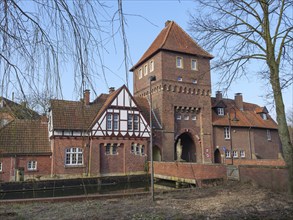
[130,20,213,71]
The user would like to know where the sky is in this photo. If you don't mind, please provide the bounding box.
[56,0,292,119]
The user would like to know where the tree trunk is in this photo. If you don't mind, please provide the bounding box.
[270,66,293,194]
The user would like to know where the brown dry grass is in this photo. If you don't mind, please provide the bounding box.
[0,181,293,220]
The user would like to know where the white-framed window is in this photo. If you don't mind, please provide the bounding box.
[176,114,181,120]
[233,151,238,158]
[191,59,198,70]
[65,147,83,165]
[150,60,154,72]
[0,162,2,172]
[240,150,245,158]
[138,68,142,79]
[184,115,189,120]
[177,76,182,81]
[217,108,224,116]
[224,127,230,139]
[261,113,268,120]
[192,79,197,84]
[191,115,197,120]
[267,129,271,141]
[144,64,148,76]
[131,143,135,153]
[105,143,118,155]
[27,160,37,171]
[128,114,139,131]
[176,56,183,68]
[107,113,119,130]
[225,150,231,158]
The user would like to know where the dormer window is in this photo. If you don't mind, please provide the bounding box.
[261,113,267,120]
[217,108,224,116]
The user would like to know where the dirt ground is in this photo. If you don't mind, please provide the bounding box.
[0,181,293,220]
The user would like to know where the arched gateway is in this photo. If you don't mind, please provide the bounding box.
[174,132,196,162]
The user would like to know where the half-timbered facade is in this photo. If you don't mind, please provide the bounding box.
[49,85,150,179]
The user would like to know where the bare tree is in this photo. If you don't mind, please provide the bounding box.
[189,0,293,193]
[0,0,130,101]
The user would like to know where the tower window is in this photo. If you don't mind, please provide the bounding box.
[150,60,154,72]
[138,68,142,79]
[144,64,148,76]
[191,59,198,70]
[267,129,271,141]
[176,57,183,68]
[177,76,182,81]
[192,79,197,84]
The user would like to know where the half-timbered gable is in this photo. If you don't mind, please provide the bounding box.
[90,85,150,138]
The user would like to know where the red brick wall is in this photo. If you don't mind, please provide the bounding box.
[239,165,288,191]
[0,155,51,182]
[226,159,286,166]
[153,161,226,181]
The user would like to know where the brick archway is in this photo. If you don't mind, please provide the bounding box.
[175,132,196,162]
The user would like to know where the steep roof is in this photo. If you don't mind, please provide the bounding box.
[0,119,50,155]
[130,20,213,71]
[0,97,40,120]
[211,98,278,129]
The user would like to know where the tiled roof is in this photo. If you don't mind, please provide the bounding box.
[130,20,213,71]
[50,96,107,130]
[0,97,40,120]
[211,98,278,129]
[0,119,50,154]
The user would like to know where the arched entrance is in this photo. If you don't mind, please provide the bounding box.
[175,132,196,162]
[153,145,161,161]
[214,149,221,163]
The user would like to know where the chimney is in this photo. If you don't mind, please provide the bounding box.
[109,87,115,94]
[235,93,243,110]
[216,91,222,102]
[84,89,90,105]
[165,20,172,27]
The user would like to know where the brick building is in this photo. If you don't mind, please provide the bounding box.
[0,21,282,182]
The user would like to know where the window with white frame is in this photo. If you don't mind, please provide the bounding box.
[261,113,268,120]
[267,129,271,141]
[233,151,238,158]
[144,64,148,76]
[0,162,2,172]
[176,114,181,120]
[138,68,142,79]
[27,160,37,171]
[128,114,139,131]
[105,143,118,155]
[177,76,182,81]
[217,108,224,116]
[65,147,83,165]
[107,113,119,130]
[225,150,231,158]
[192,79,197,84]
[224,127,230,139]
[191,59,198,70]
[191,115,197,120]
[176,57,183,68]
[150,60,154,72]
[240,150,245,158]
[131,143,135,153]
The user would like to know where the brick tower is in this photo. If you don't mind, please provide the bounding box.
[130,21,213,163]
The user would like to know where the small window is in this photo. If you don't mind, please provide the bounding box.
[192,79,197,84]
[144,64,148,76]
[224,127,230,139]
[133,115,139,131]
[177,76,182,81]
[261,113,268,120]
[225,150,231,158]
[267,129,271,141]
[191,115,197,120]
[105,144,111,155]
[176,57,183,68]
[138,68,142,79]
[113,113,119,130]
[217,108,224,116]
[141,145,145,155]
[0,162,2,172]
[112,144,118,155]
[27,161,37,171]
[191,59,197,70]
[136,146,140,155]
[176,114,181,120]
[131,143,135,153]
[233,151,238,158]
[184,115,189,120]
[106,114,112,130]
[240,150,245,158]
[150,60,154,72]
